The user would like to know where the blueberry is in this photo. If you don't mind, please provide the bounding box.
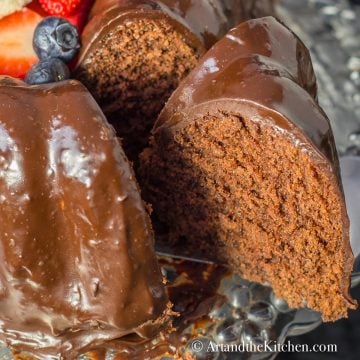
[33,17,80,63]
[25,58,70,85]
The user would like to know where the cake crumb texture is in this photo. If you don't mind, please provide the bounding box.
[75,18,199,161]
[140,111,356,321]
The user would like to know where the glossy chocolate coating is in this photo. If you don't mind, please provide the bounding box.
[155,16,331,167]
[77,0,275,65]
[152,17,354,304]
[0,78,168,359]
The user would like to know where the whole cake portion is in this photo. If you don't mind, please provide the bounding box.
[0,78,169,359]
[140,17,356,321]
[74,0,274,161]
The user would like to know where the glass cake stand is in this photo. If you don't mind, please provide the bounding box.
[1,0,360,359]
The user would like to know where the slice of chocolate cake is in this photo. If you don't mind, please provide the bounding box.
[139,17,356,321]
[74,0,274,161]
[0,77,170,359]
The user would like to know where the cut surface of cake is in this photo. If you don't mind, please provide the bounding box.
[0,77,169,359]
[139,17,356,321]
[74,0,274,161]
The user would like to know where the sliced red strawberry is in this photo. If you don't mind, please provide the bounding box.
[39,0,82,17]
[30,0,94,33]
[0,8,44,79]
[66,0,94,33]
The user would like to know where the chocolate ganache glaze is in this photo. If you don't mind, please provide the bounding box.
[75,0,275,162]
[153,16,332,167]
[0,78,170,359]
[140,17,356,320]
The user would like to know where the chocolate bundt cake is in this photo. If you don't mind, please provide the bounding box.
[74,0,274,161]
[0,77,170,359]
[140,17,356,321]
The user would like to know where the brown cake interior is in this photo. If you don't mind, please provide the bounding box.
[141,110,353,321]
[75,18,199,161]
